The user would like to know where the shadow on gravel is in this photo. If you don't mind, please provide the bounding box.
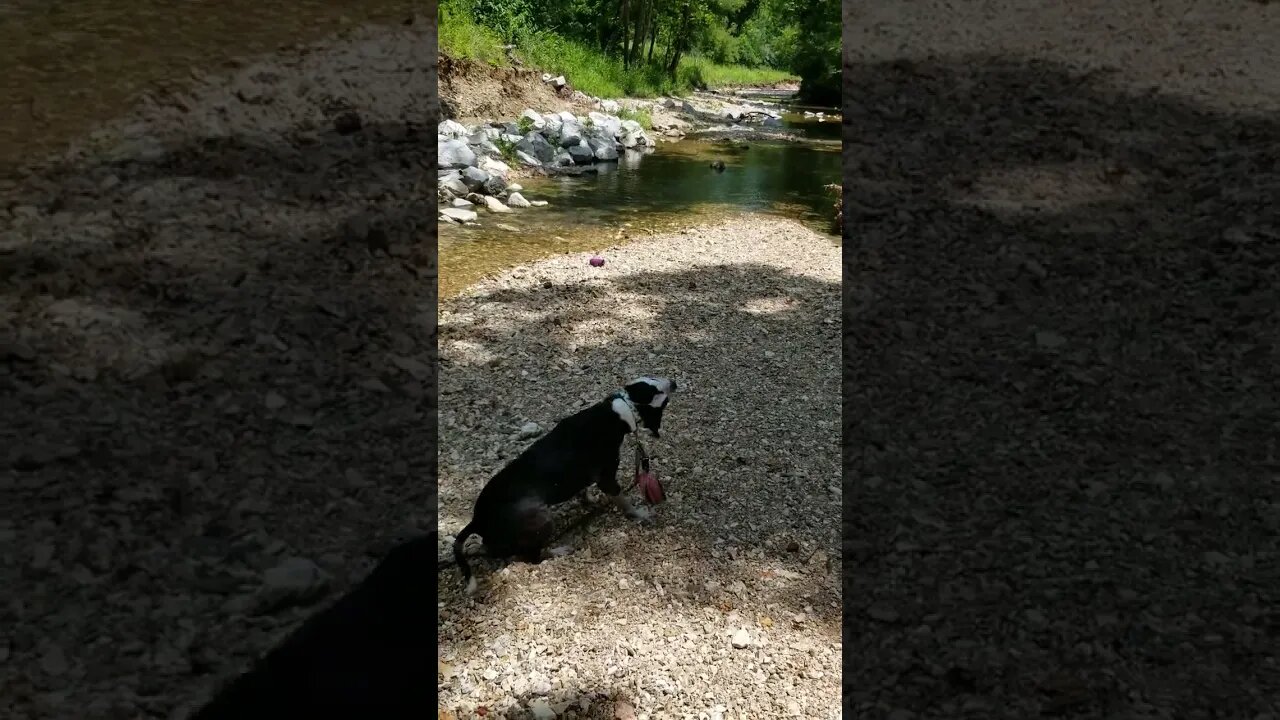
[843,55,1280,716]
[436,262,841,627]
[1,119,437,715]
[478,688,631,720]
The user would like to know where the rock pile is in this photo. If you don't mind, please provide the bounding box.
[437,108,655,225]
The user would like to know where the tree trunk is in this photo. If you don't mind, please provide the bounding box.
[630,0,648,67]
[621,0,631,69]
[667,1,692,78]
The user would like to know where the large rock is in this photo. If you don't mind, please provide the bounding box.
[552,148,574,167]
[479,157,511,177]
[542,114,563,140]
[461,166,489,191]
[588,111,623,138]
[438,138,477,169]
[567,142,595,165]
[587,135,619,161]
[441,207,478,223]
[552,75,567,88]
[483,174,508,196]
[439,177,469,197]
[559,122,583,148]
[483,196,513,213]
[515,150,542,167]
[594,142,619,162]
[520,108,546,130]
[473,139,502,158]
[438,119,469,138]
[506,192,532,208]
[557,111,576,124]
[515,131,557,164]
[600,99,621,114]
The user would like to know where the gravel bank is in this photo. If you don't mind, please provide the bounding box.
[844,1,1280,717]
[437,217,841,719]
[1,20,436,719]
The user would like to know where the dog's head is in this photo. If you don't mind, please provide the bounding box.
[622,376,677,438]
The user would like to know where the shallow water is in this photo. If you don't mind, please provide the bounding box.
[439,114,841,296]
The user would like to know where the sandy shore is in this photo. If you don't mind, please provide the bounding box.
[436,216,841,719]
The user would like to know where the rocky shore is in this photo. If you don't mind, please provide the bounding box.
[435,80,823,226]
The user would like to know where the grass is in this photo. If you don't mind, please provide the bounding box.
[439,4,797,99]
[438,2,506,66]
[618,107,653,130]
[681,56,796,89]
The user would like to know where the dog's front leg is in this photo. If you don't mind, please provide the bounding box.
[611,493,651,521]
[597,462,651,522]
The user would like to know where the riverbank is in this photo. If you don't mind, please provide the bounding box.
[2,19,437,719]
[436,56,842,293]
[437,215,841,719]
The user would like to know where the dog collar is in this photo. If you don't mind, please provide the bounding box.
[615,391,644,432]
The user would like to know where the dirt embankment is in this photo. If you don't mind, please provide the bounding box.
[439,53,590,124]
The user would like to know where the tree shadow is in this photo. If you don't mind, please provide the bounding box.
[1,72,438,720]
[436,256,842,709]
[843,55,1280,716]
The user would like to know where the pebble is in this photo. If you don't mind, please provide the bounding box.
[528,698,556,719]
[866,603,900,623]
[40,644,69,676]
[732,628,751,648]
[256,557,328,612]
[518,421,542,439]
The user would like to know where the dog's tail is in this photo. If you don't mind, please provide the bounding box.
[453,521,479,594]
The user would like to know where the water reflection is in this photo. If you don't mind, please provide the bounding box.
[439,135,840,296]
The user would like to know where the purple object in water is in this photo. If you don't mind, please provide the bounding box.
[589,256,605,267]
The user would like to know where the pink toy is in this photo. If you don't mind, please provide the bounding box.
[589,256,605,267]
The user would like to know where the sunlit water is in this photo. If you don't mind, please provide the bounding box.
[439,111,841,296]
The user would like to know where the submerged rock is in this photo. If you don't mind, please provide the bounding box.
[440,207,477,223]
[483,196,513,213]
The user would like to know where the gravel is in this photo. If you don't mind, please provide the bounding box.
[1,19,437,720]
[437,217,842,719]
[844,1,1280,717]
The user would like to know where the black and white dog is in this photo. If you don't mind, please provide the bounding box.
[452,376,676,593]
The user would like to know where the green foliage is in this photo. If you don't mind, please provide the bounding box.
[493,136,521,164]
[439,0,507,65]
[517,115,535,134]
[441,0,818,95]
[618,107,654,130]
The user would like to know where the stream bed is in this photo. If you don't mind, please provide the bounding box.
[439,103,840,296]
